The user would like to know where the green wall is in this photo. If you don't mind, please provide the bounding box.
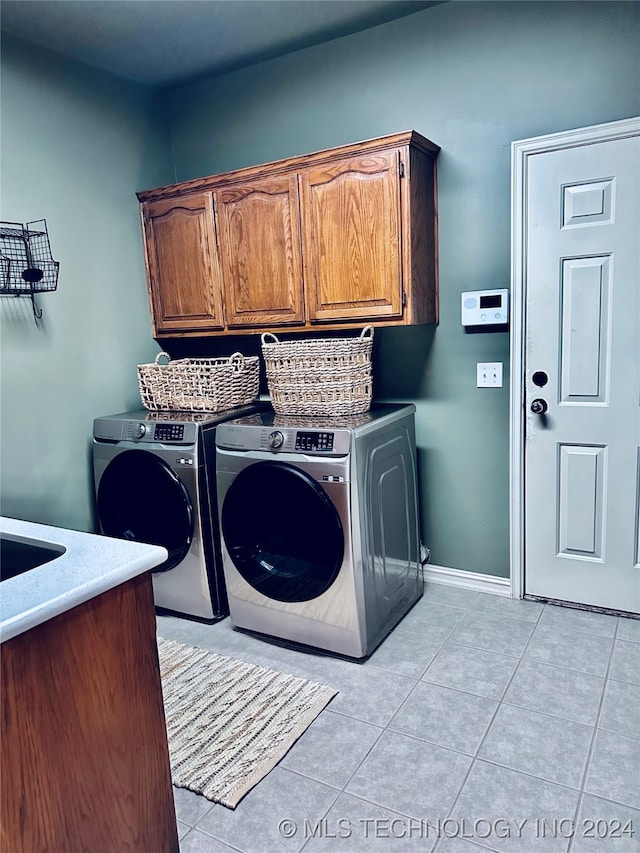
[165,1,640,577]
[1,3,638,576]
[0,35,172,531]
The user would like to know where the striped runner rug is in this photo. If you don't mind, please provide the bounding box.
[157,636,337,809]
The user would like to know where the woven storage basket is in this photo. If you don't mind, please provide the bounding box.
[137,351,259,413]
[261,326,373,416]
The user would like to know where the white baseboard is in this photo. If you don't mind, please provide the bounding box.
[423,563,512,597]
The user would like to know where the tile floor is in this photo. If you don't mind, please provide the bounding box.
[157,583,640,853]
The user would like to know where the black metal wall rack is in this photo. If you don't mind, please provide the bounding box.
[0,220,60,320]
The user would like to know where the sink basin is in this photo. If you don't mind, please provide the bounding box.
[0,533,66,582]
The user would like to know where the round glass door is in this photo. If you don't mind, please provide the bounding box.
[221,461,344,603]
[97,449,194,572]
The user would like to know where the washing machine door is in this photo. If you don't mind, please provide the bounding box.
[221,461,344,603]
[97,449,194,572]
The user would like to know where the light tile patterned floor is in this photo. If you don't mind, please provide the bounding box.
[156,582,640,853]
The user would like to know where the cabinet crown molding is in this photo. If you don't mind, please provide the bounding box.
[137,130,439,202]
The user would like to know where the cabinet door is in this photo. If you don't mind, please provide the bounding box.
[141,194,224,334]
[300,150,404,323]
[215,174,304,328]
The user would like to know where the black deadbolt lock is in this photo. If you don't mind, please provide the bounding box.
[532,371,548,388]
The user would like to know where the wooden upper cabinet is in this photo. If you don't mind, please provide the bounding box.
[301,150,403,323]
[140,194,224,334]
[137,130,439,337]
[215,174,304,328]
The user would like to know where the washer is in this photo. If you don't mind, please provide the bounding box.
[216,404,423,658]
[93,404,263,622]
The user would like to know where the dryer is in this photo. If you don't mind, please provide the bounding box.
[216,404,422,658]
[93,404,263,622]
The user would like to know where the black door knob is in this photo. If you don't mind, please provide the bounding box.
[531,398,548,415]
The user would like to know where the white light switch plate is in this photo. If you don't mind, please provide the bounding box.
[477,362,503,387]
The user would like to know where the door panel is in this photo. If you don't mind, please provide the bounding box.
[524,131,640,612]
[142,194,224,333]
[215,174,304,327]
[562,179,614,227]
[300,151,403,322]
[559,257,611,403]
[557,444,606,559]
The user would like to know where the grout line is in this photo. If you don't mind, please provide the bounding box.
[437,606,563,848]
[183,824,245,852]
[502,653,609,678]
[377,616,466,721]
[295,729,387,853]
[294,609,480,853]
[466,756,592,796]
[367,724,483,758]
[466,754,584,795]
[363,647,441,680]
[596,722,640,741]
[537,604,620,639]
[566,616,621,853]
[297,788,343,853]
[427,638,523,660]
[280,764,344,793]
[493,696,598,729]
[411,677,506,706]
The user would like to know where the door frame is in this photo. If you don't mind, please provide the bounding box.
[509,116,640,600]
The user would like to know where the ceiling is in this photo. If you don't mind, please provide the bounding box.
[0,0,438,87]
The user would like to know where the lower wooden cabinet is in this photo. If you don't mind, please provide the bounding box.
[137,130,440,338]
[1,574,179,853]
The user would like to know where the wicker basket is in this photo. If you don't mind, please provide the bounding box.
[137,351,259,413]
[261,326,373,416]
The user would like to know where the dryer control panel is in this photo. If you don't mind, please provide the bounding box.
[216,422,351,455]
[260,427,348,454]
[295,431,334,452]
[154,423,185,442]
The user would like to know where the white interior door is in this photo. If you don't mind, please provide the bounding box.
[517,120,639,614]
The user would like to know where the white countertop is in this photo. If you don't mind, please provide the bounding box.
[0,516,168,643]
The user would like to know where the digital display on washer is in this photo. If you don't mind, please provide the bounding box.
[154,424,185,442]
[295,431,334,452]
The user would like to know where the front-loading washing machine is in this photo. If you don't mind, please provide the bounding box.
[93,403,264,622]
[216,403,423,658]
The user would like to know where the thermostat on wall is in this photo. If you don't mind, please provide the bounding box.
[461,289,509,326]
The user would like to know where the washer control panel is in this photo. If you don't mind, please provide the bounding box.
[154,423,185,442]
[295,431,335,452]
[217,423,351,455]
[94,413,200,446]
